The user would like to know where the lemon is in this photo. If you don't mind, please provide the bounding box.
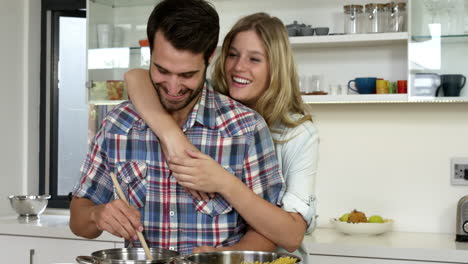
[339,213,350,222]
[368,215,384,223]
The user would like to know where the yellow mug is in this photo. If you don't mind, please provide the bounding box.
[376,79,389,94]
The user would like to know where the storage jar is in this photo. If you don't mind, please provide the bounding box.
[344,5,364,34]
[365,3,387,33]
[387,2,406,32]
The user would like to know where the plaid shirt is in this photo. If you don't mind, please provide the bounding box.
[73,81,285,255]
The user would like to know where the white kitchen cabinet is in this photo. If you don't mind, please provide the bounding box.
[309,255,452,264]
[407,0,468,103]
[303,229,468,264]
[86,0,468,104]
[0,234,119,264]
[86,0,408,105]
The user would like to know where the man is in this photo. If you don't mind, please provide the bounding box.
[70,0,284,255]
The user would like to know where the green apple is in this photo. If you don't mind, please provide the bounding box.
[339,213,350,222]
[368,215,384,223]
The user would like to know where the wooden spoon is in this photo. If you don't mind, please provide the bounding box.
[110,172,153,260]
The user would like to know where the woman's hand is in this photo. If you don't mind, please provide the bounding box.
[168,149,235,195]
[182,186,214,202]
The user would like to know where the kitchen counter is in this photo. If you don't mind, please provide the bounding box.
[1,215,468,262]
[0,214,121,242]
[304,228,468,263]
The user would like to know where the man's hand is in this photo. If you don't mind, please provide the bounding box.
[90,199,143,241]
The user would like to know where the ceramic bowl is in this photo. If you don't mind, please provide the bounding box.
[286,27,297,37]
[314,27,330,36]
[300,27,314,36]
[330,218,394,235]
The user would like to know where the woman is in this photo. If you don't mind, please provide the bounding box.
[125,13,318,253]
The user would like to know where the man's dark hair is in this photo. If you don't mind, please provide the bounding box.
[147,0,220,65]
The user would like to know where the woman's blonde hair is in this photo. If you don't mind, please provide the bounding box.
[211,12,312,131]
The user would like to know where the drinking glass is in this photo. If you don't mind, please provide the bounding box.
[310,75,325,94]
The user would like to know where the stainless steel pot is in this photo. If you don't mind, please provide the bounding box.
[181,251,302,264]
[76,248,180,264]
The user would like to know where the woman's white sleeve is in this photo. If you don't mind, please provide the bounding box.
[280,123,319,233]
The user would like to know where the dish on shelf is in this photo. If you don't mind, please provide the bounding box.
[139,39,149,47]
[314,27,330,36]
[330,218,394,235]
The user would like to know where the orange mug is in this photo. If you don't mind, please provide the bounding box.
[397,80,407,94]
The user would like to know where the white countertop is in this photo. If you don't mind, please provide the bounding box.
[1,215,468,262]
[0,214,122,243]
[304,228,468,263]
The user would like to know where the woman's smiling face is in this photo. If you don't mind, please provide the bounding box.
[224,30,270,108]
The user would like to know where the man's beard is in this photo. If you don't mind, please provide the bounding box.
[150,69,206,113]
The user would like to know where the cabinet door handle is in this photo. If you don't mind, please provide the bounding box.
[29,249,35,264]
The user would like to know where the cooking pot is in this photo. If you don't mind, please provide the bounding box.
[181,251,302,264]
[75,247,179,264]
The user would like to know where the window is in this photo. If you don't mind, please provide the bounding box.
[40,0,86,208]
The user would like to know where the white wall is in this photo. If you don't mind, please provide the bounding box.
[312,103,468,234]
[0,0,40,215]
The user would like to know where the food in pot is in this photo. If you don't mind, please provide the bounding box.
[241,256,298,264]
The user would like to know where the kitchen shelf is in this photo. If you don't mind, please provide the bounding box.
[302,94,468,104]
[411,34,468,43]
[289,32,408,48]
[88,47,148,53]
[302,94,408,104]
[408,97,468,103]
[91,0,158,7]
[89,100,126,105]
[92,0,232,7]
[95,33,408,54]
[215,32,409,49]
[89,96,468,105]
[88,33,408,52]
[90,94,468,106]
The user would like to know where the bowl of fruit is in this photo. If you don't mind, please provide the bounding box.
[330,209,393,235]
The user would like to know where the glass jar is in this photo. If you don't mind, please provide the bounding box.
[344,5,364,34]
[387,2,406,32]
[365,3,387,33]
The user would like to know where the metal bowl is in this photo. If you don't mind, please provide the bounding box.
[76,248,180,264]
[183,251,301,264]
[8,195,51,219]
